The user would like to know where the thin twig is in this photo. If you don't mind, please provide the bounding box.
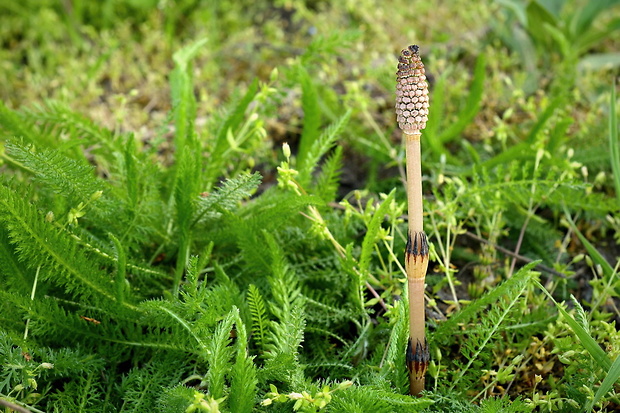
[508,206,537,277]
[0,398,34,413]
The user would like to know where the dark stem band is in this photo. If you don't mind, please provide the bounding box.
[406,337,430,377]
[406,231,429,260]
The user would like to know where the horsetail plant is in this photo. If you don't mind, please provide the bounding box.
[396,44,430,396]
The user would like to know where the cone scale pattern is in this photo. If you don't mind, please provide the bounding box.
[396,45,429,134]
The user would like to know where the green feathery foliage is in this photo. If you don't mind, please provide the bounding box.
[21,100,117,153]
[0,227,29,294]
[247,283,271,353]
[433,262,538,393]
[194,172,262,224]
[296,64,321,168]
[261,232,306,386]
[434,261,539,344]
[2,8,619,411]
[380,299,410,394]
[0,183,121,306]
[206,307,237,400]
[5,142,104,212]
[425,54,486,163]
[157,385,204,413]
[608,83,620,206]
[297,109,351,186]
[359,189,396,275]
[118,356,187,413]
[313,145,344,203]
[229,308,259,412]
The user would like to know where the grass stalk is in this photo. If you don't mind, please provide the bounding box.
[396,45,430,396]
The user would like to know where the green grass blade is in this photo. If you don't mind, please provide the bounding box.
[424,72,444,154]
[609,82,620,206]
[205,79,260,186]
[569,0,620,39]
[535,281,611,370]
[563,208,615,278]
[438,54,485,144]
[297,64,321,168]
[526,94,565,143]
[586,354,620,412]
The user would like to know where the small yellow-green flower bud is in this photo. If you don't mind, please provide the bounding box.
[90,190,103,202]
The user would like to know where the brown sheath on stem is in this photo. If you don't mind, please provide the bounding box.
[396,45,430,396]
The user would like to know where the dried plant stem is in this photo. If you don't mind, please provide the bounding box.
[405,131,429,396]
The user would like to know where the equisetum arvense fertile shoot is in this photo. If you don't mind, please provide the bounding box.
[396,44,430,396]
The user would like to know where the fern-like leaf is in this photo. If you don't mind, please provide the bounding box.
[261,232,306,385]
[21,101,116,152]
[119,356,186,413]
[206,307,237,399]
[433,261,538,345]
[229,310,258,413]
[0,184,121,305]
[0,227,30,294]
[247,283,270,353]
[298,109,351,185]
[313,145,343,203]
[48,370,105,413]
[329,385,434,412]
[5,141,104,210]
[157,385,199,413]
[380,299,410,393]
[194,172,262,225]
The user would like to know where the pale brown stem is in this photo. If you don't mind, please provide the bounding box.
[404,130,429,395]
[405,132,423,234]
